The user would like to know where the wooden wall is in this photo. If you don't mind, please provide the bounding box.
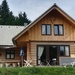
[0,49,5,60]
[17,10,75,42]
[70,44,75,58]
[0,47,27,62]
[16,9,75,65]
[28,42,75,65]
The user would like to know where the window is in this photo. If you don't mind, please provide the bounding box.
[42,25,46,34]
[54,24,64,35]
[42,24,51,35]
[60,46,69,56]
[60,46,64,56]
[65,46,69,56]
[6,50,15,59]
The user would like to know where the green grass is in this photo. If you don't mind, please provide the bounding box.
[0,66,75,75]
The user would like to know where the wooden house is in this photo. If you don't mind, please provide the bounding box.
[12,4,75,66]
[0,25,25,66]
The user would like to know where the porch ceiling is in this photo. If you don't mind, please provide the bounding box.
[16,41,28,47]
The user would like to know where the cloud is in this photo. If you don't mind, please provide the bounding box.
[0,0,3,4]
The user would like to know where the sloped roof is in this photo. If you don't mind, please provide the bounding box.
[0,25,24,48]
[13,3,75,42]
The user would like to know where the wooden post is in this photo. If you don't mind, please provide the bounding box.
[20,47,24,67]
[27,43,31,61]
[21,56,23,67]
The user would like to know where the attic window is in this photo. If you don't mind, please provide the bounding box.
[54,24,64,35]
[42,24,51,35]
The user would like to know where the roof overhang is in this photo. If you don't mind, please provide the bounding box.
[0,45,16,49]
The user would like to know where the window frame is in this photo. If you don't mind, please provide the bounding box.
[41,24,51,35]
[59,45,70,57]
[54,24,64,35]
[6,50,15,59]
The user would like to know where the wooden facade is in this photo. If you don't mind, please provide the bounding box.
[17,10,75,42]
[0,47,27,66]
[13,4,75,66]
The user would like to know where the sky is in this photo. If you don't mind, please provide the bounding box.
[0,0,75,21]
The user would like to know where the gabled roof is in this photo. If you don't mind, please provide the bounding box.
[0,25,24,48]
[13,3,75,42]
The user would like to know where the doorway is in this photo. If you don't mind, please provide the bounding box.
[49,46,58,65]
[37,45,58,65]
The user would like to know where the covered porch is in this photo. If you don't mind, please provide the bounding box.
[37,45,70,66]
[0,44,27,67]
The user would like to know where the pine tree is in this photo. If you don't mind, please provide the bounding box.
[8,11,15,25]
[0,0,31,25]
[0,5,3,24]
[1,0,10,25]
[14,12,31,25]
[23,12,31,24]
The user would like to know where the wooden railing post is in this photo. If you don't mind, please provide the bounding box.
[27,43,31,61]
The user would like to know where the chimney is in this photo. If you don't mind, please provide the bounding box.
[24,23,28,27]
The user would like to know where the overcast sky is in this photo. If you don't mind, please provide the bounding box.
[0,0,75,21]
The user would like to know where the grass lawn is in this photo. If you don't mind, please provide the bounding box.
[0,66,75,75]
